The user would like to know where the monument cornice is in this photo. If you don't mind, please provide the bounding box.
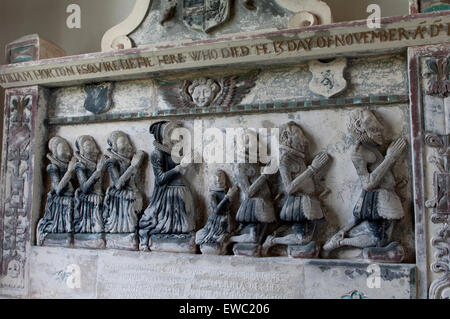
[1,11,450,89]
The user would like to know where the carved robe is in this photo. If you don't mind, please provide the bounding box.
[74,159,104,233]
[195,189,230,245]
[139,147,196,239]
[279,152,324,222]
[37,163,74,244]
[235,163,275,224]
[103,152,142,233]
[351,143,404,243]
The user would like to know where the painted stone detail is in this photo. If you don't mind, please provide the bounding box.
[73,135,107,249]
[322,109,407,262]
[182,0,231,33]
[103,131,146,250]
[159,71,259,109]
[36,136,76,247]
[0,93,36,290]
[308,58,347,98]
[195,169,238,255]
[424,56,450,98]
[341,290,369,299]
[139,121,197,253]
[83,82,114,114]
[262,121,330,258]
[424,132,450,299]
[229,142,276,257]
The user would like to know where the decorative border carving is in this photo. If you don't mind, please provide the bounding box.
[0,88,38,294]
[101,0,152,52]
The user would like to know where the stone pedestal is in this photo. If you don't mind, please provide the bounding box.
[149,234,197,254]
[105,233,138,251]
[5,34,65,64]
[74,233,106,250]
[199,242,230,255]
[41,233,72,248]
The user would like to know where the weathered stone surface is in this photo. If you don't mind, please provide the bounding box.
[26,246,415,299]
[73,234,105,250]
[149,234,197,254]
[105,233,138,251]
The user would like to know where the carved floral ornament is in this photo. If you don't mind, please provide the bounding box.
[424,55,450,98]
[159,71,259,109]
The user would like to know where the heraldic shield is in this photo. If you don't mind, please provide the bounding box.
[183,0,231,32]
[308,58,348,98]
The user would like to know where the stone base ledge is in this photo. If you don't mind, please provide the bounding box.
[17,246,417,299]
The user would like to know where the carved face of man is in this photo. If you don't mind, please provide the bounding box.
[280,122,308,154]
[116,135,133,159]
[360,110,384,146]
[6,260,21,278]
[56,141,72,163]
[82,139,99,161]
[192,84,215,107]
[213,170,227,189]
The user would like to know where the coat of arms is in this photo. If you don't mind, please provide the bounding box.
[308,58,347,98]
[182,0,231,32]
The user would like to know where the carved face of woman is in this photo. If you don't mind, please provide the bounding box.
[192,84,214,107]
[7,260,21,278]
[55,141,72,163]
[82,139,99,161]
[361,111,384,146]
[116,136,133,159]
[281,125,308,154]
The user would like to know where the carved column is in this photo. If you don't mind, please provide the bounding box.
[0,86,48,297]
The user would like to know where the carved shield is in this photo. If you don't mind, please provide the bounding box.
[308,58,347,98]
[83,82,114,114]
[183,0,231,33]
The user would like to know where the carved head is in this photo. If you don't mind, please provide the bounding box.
[280,121,309,155]
[188,78,220,107]
[107,131,134,159]
[212,169,227,189]
[49,136,72,163]
[75,135,100,161]
[348,109,384,146]
[6,259,21,279]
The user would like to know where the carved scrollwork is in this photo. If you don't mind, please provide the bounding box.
[424,56,450,98]
[425,132,450,298]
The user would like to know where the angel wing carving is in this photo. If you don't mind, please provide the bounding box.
[159,70,259,109]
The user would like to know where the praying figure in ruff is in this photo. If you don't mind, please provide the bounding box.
[73,135,107,234]
[322,109,407,261]
[262,121,330,257]
[103,131,145,234]
[37,136,76,245]
[195,169,238,254]
[138,121,196,251]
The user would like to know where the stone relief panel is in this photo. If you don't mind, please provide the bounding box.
[45,104,414,262]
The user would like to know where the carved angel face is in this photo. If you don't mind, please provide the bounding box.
[116,135,134,159]
[6,260,21,278]
[81,139,100,161]
[192,84,215,107]
[55,140,72,163]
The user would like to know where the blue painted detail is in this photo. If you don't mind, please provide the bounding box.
[342,290,369,299]
[423,4,450,12]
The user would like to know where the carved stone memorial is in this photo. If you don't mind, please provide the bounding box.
[1,0,449,299]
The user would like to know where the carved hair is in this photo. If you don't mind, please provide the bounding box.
[75,135,96,154]
[48,136,71,156]
[107,130,131,151]
[279,121,309,154]
[188,78,220,96]
[347,109,373,144]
